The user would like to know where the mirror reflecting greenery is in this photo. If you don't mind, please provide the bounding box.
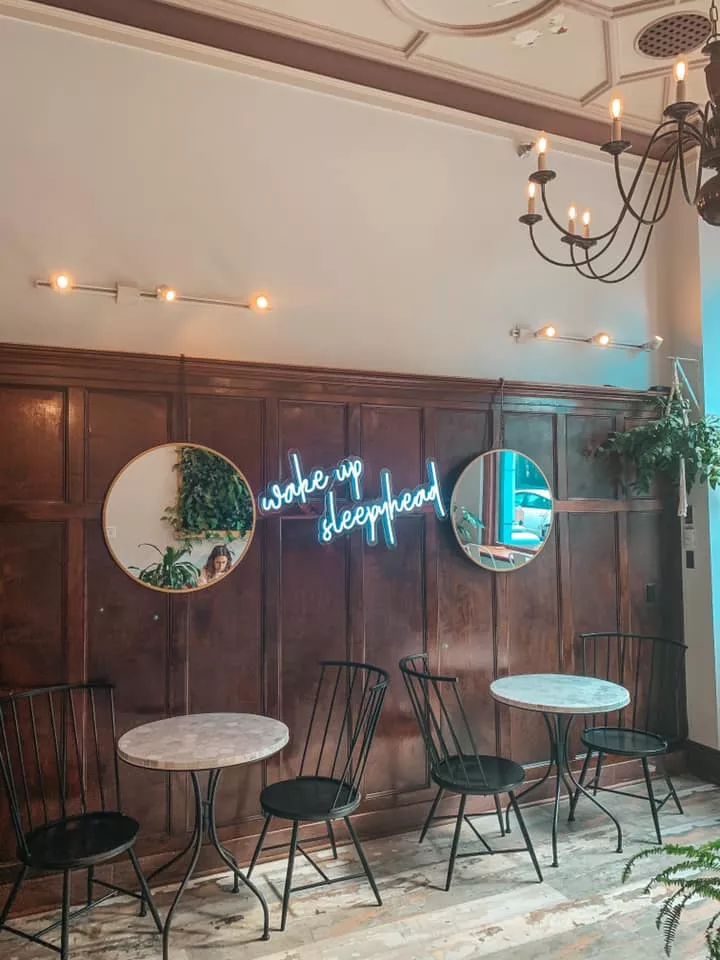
[103,443,255,593]
[451,449,553,571]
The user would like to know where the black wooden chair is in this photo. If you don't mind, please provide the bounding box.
[247,660,388,931]
[568,633,687,843]
[0,682,162,959]
[399,654,542,891]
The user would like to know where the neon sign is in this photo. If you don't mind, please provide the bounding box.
[259,451,446,548]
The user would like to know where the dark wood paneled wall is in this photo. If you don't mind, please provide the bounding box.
[0,344,683,906]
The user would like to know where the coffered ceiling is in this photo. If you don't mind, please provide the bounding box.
[26,0,717,144]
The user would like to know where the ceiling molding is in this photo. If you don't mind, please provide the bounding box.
[22,0,661,153]
[382,0,561,37]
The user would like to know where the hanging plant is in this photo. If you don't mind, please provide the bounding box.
[596,388,720,516]
[129,544,200,589]
[164,446,254,543]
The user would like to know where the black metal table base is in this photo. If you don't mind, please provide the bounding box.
[146,769,270,960]
[505,714,623,867]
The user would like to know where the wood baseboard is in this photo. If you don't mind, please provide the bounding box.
[685,740,720,784]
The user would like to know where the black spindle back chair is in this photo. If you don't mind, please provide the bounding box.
[0,683,162,960]
[247,660,388,930]
[570,633,687,843]
[399,654,542,890]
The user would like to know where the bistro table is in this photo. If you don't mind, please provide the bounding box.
[117,712,289,960]
[490,673,630,867]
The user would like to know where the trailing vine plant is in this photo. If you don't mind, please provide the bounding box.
[164,446,254,543]
[596,363,720,517]
[623,839,720,957]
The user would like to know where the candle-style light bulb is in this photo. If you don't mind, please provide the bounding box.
[568,205,577,234]
[609,96,623,141]
[674,58,688,102]
[536,132,548,171]
[582,209,591,239]
[527,181,537,215]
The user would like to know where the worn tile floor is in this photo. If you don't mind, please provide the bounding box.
[3,776,720,960]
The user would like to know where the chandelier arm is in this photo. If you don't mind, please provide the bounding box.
[611,135,682,225]
[528,226,580,267]
[574,154,676,282]
[539,182,623,243]
[677,121,706,205]
[563,149,677,270]
[610,123,681,219]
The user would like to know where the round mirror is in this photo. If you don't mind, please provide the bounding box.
[450,449,553,571]
[103,443,256,592]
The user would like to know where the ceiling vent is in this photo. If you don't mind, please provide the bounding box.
[636,13,711,59]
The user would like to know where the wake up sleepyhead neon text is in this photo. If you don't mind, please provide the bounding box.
[258,450,446,548]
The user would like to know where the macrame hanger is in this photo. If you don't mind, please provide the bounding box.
[495,377,506,449]
[177,353,189,444]
[669,357,689,519]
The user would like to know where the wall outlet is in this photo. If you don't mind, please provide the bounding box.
[106,526,117,540]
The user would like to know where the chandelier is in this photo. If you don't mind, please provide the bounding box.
[519,0,720,283]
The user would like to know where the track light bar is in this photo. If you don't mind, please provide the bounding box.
[34,274,272,313]
[510,325,663,352]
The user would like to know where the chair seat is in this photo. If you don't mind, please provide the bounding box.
[431,755,525,795]
[23,811,140,870]
[260,776,360,822]
[581,726,668,758]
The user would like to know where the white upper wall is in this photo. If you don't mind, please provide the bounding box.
[0,14,664,388]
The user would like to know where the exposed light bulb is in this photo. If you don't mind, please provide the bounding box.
[51,272,72,292]
[593,332,611,346]
[609,96,623,140]
[156,286,177,302]
[250,293,271,312]
[536,132,548,171]
[674,58,688,102]
[568,205,577,234]
[582,210,591,238]
[527,181,536,215]
[535,325,557,338]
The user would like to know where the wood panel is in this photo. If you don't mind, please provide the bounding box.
[0,387,65,502]
[0,343,684,907]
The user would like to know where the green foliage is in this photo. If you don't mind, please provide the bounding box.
[623,839,720,957]
[165,446,253,543]
[596,395,720,496]
[129,543,200,589]
[452,504,484,544]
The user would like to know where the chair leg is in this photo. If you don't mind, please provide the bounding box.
[509,792,543,883]
[247,814,273,879]
[642,758,663,845]
[662,763,684,815]
[280,821,299,932]
[345,817,382,907]
[419,787,443,844]
[86,865,94,906]
[326,820,338,859]
[0,864,28,927]
[569,747,593,822]
[494,795,505,837]
[445,794,467,892]
[592,751,605,795]
[128,847,163,934]
[61,870,71,960]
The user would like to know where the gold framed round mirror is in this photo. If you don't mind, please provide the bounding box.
[103,443,256,593]
[450,449,553,572]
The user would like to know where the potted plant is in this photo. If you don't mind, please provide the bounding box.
[130,543,200,589]
[597,391,720,516]
[164,446,254,544]
[624,839,720,957]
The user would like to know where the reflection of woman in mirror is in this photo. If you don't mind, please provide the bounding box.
[198,545,233,586]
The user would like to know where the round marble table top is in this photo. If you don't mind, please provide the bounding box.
[117,713,289,772]
[490,673,630,715]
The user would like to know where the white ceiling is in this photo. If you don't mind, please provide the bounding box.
[159,0,714,131]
